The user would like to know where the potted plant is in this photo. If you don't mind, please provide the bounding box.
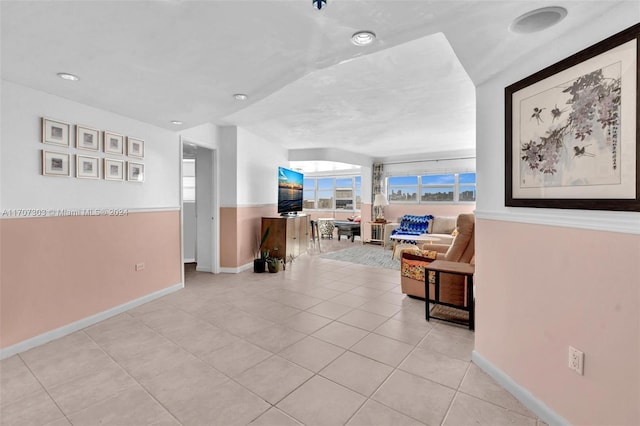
[266,256,282,273]
[254,227,270,273]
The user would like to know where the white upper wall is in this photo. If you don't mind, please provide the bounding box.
[237,127,288,207]
[1,81,180,211]
[476,10,640,234]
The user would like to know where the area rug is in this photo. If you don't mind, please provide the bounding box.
[320,244,400,270]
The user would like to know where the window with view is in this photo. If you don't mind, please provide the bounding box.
[388,172,475,203]
[303,176,361,210]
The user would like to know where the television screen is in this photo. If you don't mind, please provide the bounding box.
[278,166,304,214]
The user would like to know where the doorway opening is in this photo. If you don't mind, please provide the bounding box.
[181,141,218,277]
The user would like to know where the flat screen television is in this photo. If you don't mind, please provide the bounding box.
[278,166,304,215]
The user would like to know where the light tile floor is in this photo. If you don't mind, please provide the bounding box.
[0,240,547,425]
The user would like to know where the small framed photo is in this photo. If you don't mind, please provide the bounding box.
[104,131,124,155]
[42,117,70,146]
[104,158,124,181]
[127,137,144,158]
[76,155,100,179]
[127,162,144,182]
[76,125,100,151]
[42,150,70,176]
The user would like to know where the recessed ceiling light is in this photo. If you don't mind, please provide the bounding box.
[509,6,567,34]
[351,31,376,46]
[233,94,248,101]
[57,72,79,81]
[171,120,183,125]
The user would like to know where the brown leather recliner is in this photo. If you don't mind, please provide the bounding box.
[400,213,475,306]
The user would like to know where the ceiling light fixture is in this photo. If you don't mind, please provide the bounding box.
[171,120,183,125]
[57,72,79,81]
[351,31,376,46]
[509,6,567,34]
[233,94,248,101]
[312,0,326,10]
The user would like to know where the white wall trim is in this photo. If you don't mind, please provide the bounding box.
[472,351,569,426]
[0,282,183,360]
[475,209,640,235]
[219,262,253,274]
[219,203,275,209]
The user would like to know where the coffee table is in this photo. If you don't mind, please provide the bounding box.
[390,234,441,257]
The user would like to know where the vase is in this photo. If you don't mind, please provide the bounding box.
[253,259,266,273]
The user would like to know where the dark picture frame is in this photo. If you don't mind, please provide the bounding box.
[505,24,639,211]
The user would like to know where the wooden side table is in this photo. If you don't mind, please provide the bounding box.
[424,260,475,330]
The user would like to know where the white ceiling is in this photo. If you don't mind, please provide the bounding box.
[1,0,631,164]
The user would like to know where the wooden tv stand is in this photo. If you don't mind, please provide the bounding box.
[261,215,310,260]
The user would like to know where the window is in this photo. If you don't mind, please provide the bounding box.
[388,176,418,202]
[182,159,195,202]
[303,176,361,211]
[459,172,477,201]
[387,172,476,204]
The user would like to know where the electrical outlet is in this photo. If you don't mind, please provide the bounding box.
[568,346,584,375]
[135,263,145,271]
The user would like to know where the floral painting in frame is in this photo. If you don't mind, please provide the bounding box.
[506,24,639,211]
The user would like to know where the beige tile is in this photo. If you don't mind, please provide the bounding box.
[161,321,241,357]
[141,355,229,401]
[116,340,193,381]
[236,356,313,404]
[47,361,137,414]
[282,311,333,335]
[279,336,345,372]
[210,310,275,338]
[347,286,387,299]
[0,355,43,407]
[372,370,456,426]
[43,417,73,426]
[168,378,270,425]
[357,300,402,317]
[202,339,272,377]
[66,385,178,426]
[320,351,393,397]
[434,321,475,341]
[337,309,389,331]
[460,364,537,418]
[350,333,413,367]
[346,399,424,426]
[306,301,354,320]
[418,328,475,361]
[20,338,113,389]
[312,321,369,349]
[301,287,344,300]
[399,346,469,389]
[273,292,324,310]
[251,302,302,323]
[245,324,307,352]
[0,389,64,426]
[329,293,369,308]
[444,392,537,426]
[373,291,411,306]
[249,407,303,426]
[393,306,427,324]
[277,375,366,426]
[373,317,432,345]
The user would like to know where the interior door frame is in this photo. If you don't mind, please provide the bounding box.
[179,136,220,277]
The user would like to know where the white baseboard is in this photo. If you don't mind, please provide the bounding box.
[472,350,569,426]
[0,283,184,360]
[219,262,253,274]
[183,258,195,263]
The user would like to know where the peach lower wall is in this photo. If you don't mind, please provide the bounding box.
[475,218,640,425]
[0,211,182,349]
[220,205,278,268]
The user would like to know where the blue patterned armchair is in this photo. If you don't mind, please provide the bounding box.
[390,215,433,243]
